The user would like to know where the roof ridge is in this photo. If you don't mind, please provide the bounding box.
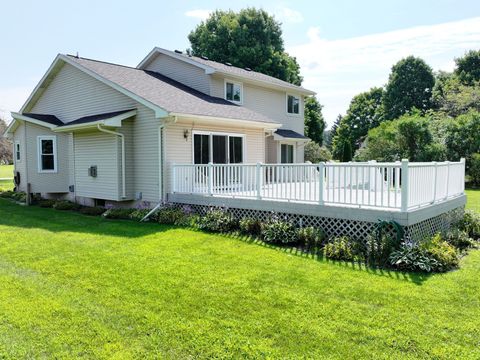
[65,54,139,70]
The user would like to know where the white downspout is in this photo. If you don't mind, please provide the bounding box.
[97,124,126,199]
[158,123,165,201]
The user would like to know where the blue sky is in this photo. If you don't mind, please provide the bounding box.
[1,0,479,127]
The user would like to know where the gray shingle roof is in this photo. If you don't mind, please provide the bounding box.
[57,109,135,126]
[66,55,279,125]
[23,113,63,126]
[275,129,309,139]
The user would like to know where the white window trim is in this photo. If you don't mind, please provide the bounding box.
[14,141,21,163]
[278,142,296,164]
[286,93,301,116]
[224,79,244,105]
[192,130,246,164]
[37,135,58,173]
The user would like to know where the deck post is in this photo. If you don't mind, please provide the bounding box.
[401,159,409,212]
[318,162,324,205]
[256,162,262,199]
[208,162,213,196]
[460,158,466,193]
[444,161,450,200]
[432,161,437,204]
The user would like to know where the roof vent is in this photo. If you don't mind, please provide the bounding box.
[225,62,232,66]
[201,55,209,60]
[244,67,252,71]
[174,49,183,54]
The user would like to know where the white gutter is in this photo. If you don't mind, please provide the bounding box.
[97,124,126,199]
[170,112,281,129]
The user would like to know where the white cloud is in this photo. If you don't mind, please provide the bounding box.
[0,85,35,122]
[274,7,304,24]
[185,9,212,21]
[289,17,480,127]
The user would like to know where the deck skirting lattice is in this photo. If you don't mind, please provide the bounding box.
[175,203,464,242]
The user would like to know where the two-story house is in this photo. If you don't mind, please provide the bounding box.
[5,47,315,206]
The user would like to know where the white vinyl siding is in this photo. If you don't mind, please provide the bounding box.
[210,75,305,136]
[29,63,136,123]
[24,123,70,193]
[164,120,265,193]
[142,54,211,95]
[12,124,26,191]
[74,131,121,201]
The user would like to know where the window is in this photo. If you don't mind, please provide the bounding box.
[193,132,244,164]
[281,144,294,163]
[37,136,57,173]
[287,95,300,114]
[14,141,21,162]
[225,81,242,103]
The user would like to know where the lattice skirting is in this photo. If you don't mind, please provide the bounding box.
[175,203,464,242]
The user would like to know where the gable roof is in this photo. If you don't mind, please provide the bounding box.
[32,54,278,126]
[22,113,63,126]
[58,109,134,127]
[138,47,316,96]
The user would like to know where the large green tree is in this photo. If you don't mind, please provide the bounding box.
[455,50,480,85]
[331,87,385,158]
[0,118,13,165]
[383,56,435,120]
[304,97,326,145]
[188,8,302,85]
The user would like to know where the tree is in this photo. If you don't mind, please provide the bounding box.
[188,8,302,85]
[304,97,326,145]
[0,118,13,165]
[325,114,342,150]
[304,141,332,163]
[383,56,435,120]
[355,113,442,162]
[331,121,352,161]
[445,110,480,165]
[433,72,480,117]
[455,50,480,85]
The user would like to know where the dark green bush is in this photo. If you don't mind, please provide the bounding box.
[196,208,237,233]
[79,206,106,216]
[102,208,135,220]
[297,226,325,250]
[0,191,26,202]
[157,207,185,225]
[239,217,263,236]
[129,209,152,222]
[443,228,476,250]
[53,200,81,211]
[366,233,401,267]
[261,219,297,245]
[324,236,355,261]
[39,199,56,208]
[456,210,480,239]
[470,153,480,186]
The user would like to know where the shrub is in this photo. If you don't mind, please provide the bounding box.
[456,210,480,239]
[389,244,442,273]
[443,228,476,250]
[324,236,355,261]
[196,208,237,233]
[239,217,263,236]
[39,199,56,208]
[469,153,480,186]
[420,234,459,271]
[0,191,26,202]
[261,219,297,245]
[157,207,186,225]
[129,209,152,222]
[102,208,135,220]
[366,233,401,267]
[297,226,325,250]
[53,200,81,211]
[79,206,106,216]
[304,141,332,163]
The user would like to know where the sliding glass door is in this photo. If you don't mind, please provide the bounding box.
[193,133,244,164]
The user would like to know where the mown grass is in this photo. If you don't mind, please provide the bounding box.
[0,199,479,359]
[0,164,13,179]
[465,188,480,212]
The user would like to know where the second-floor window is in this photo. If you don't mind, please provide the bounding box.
[225,81,242,104]
[287,95,300,114]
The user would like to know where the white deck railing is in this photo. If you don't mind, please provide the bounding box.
[171,159,465,211]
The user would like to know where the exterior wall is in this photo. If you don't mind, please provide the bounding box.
[210,75,305,135]
[21,122,70,194]
[12,122,27,192]
[265,135,277,164]
[74,131,120,201]
[143,54,210,95]
[163,120,265,193]
[29,63,136,123]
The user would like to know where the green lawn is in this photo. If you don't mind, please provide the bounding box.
[0,164,13,179]
[466,188,480,212]
[0,200,479,359]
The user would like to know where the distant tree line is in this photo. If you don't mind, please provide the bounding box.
[0,118,12,165]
